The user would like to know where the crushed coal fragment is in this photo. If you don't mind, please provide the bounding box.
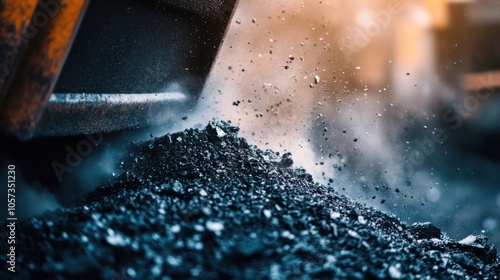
[410,222,442,240]
[1,121,499,279]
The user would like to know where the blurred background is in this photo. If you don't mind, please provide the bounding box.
[1,0,499,248]
[196,0,500,246]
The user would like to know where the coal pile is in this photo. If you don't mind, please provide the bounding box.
[1,121,499,279]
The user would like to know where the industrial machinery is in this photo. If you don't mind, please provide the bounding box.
[0,0,238,204]
[0,0,238,139]
[1,1,500,278]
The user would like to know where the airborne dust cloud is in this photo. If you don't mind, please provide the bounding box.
[177,0,500,246]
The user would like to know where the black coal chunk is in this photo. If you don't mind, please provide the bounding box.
[1,121,499,279]
[409,222,442,239]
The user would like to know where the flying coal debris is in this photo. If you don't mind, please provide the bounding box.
[196,0,500,248]
[2,121,498,279]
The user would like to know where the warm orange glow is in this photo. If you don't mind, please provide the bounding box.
[423,0,449,29]
[463,71,500,91]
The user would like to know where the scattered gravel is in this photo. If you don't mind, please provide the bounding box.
[1,121,499,279]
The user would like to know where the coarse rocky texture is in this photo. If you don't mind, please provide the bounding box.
[1,121,499,279]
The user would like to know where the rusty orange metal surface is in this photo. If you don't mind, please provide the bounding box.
[0,0,38,103]
[0,0,88,139]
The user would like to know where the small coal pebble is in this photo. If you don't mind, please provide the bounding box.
[2,121,498,279]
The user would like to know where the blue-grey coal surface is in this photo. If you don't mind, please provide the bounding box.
[1,121,499,279]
